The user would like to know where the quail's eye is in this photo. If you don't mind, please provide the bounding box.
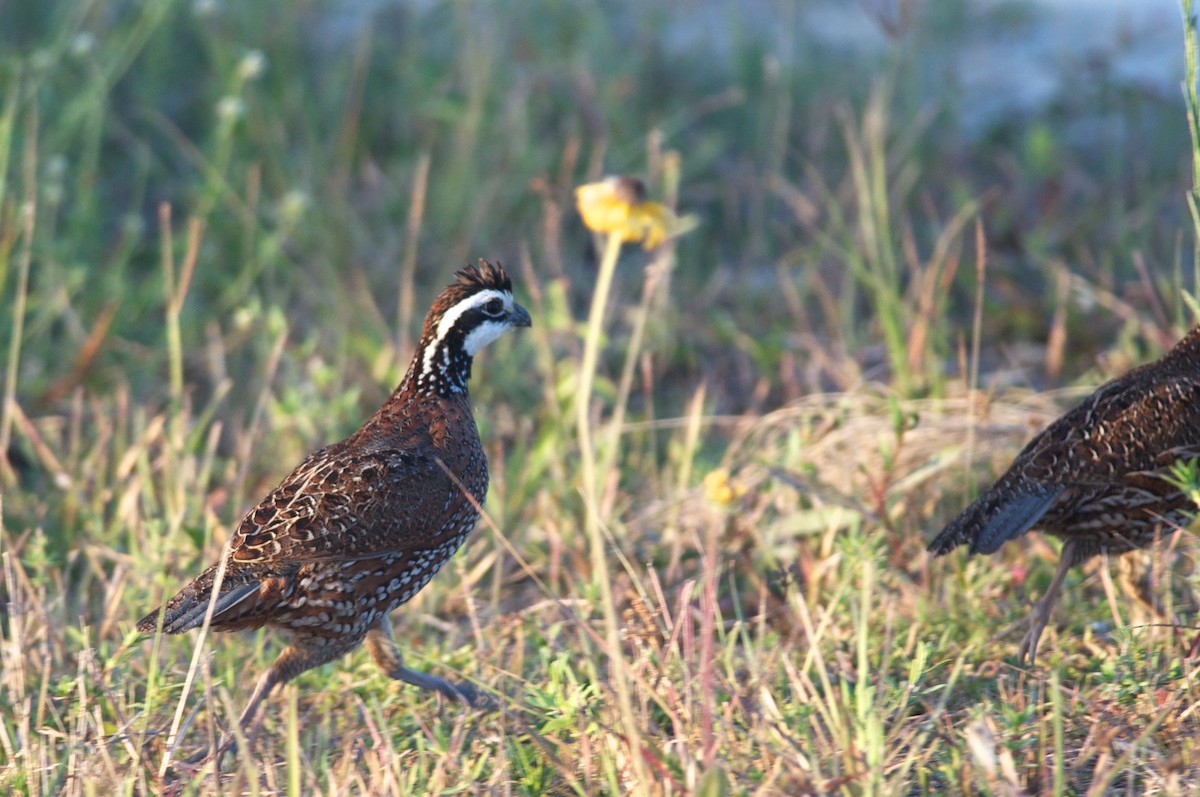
[483,297,504,316]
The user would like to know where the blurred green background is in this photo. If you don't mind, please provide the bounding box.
[2,0,1191,417]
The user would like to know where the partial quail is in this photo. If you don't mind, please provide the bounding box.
[139,260,531,757]
[929,326,1200,661]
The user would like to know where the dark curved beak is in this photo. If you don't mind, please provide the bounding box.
[511,303,532,328]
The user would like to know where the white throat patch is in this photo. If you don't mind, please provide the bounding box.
[463,319,511,356]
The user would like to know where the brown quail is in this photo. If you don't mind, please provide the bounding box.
[138,260,531,757]
[929,326,1200,662]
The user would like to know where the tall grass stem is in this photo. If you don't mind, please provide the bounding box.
[574,230,649,793]
[0,116,36,482]
[1182,0,1200,285]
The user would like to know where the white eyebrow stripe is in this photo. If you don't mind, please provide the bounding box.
[435,289,509,342]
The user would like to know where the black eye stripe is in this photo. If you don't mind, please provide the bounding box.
[483,297,504,315]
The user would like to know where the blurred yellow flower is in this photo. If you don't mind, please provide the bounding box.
[704,468,748,506]
[575,176,694,249]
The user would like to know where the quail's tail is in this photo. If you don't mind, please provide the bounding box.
[137,567,260,635]
[928,483,1064,557]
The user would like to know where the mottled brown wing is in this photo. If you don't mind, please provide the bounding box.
[1019,375,1200,486]
[228,447,479,564]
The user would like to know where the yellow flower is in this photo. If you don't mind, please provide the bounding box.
[575,176,694,249]
[704,468,748,506]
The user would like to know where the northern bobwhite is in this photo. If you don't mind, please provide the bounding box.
[138,260,531,756]
[929,326,1200,662]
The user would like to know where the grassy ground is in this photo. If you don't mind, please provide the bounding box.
[3,1,1200,794]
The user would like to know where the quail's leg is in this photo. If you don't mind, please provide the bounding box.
[1018,540,1077,664]
[366,615,488,706]
[184,641,348,765]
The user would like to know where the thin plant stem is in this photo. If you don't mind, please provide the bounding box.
[0,94,33,482]
[1050,668,1065,796]
[599,254,667,516]
[159,203,182,405]
[1,203,33,484]
[1183,0,1200,286]
[158,542,232,777]
[397,150,431,355]
[573,230,649,794]
[287,685,301,797]
[576,231,624,498]
[966,219,987,485]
